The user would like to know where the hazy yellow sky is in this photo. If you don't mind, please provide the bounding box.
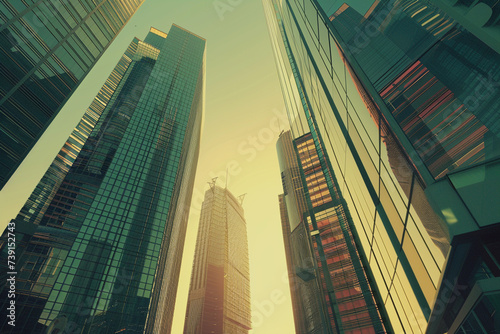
[0,1,295,333]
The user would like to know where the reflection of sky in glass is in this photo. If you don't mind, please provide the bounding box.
[327,0,446,256]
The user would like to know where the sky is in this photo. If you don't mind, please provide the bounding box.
[0,0,296,333]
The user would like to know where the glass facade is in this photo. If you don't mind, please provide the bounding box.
[277,131,388,334]
[429,0,500,55]
[277,131,326,334]
[184,185,251,333]
[0,25,206,334]
[264,0,500,333]
[329,1,500,182]
[427,226,500,334]
[0,0,144,190]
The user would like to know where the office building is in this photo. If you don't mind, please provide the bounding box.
[0,24,206,333]
[277,130,388,333]
[263,0,500,333]
[0,0,144,189]
[184,184,251,334]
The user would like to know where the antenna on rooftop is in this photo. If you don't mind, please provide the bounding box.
[238,193,246,206]
[208,177,217,192]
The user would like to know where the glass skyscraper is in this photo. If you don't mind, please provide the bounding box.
[0,24,206,334]
[277,130,389,334]
[184,184,251,334]
[0,0,144,190]
[264,0,500,333]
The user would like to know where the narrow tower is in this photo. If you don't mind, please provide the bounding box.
[184,184,251,334]
[277,131,388,333]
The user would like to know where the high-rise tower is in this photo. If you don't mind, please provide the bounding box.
[277,130,389,334]
[264,0,500,333]
[0,24,206,334]
[0,0,145,190]
[184,184,251,334]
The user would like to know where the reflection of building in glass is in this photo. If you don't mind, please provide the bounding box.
[330,1,500,180]
[0,0,144,190]
[429,0,500,55]
[0,25,206,334]
[264,0,500,333]
[277,130,389,333]
[184,184,251,334]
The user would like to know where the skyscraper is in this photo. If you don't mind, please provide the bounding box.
[184,184,251,334]
[0,0,144,190]
[264,0,500,333]
[277,130,389,333]
[0,24,206,334]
